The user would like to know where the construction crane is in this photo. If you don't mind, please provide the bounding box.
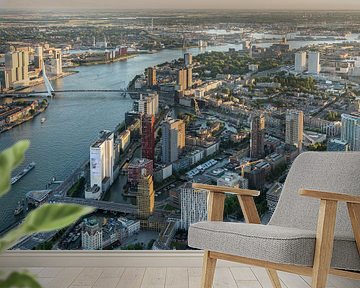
[235,160,262,178]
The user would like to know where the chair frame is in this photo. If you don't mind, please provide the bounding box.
[192,183,360,288]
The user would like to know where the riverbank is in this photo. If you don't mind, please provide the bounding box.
[0,102,49,134]
[77,54,137,66]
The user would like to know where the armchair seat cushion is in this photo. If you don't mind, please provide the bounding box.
[188,221,360,271]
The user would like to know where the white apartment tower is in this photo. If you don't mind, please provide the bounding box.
[295,51,307,72]
[180,183,208,230]
[341,113,360,151]
[308,51,320,74]
[89,131,114,198]
[285,110,304,150]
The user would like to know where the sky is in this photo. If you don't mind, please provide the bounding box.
[1,0,360,10]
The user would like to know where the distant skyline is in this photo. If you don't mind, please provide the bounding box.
[1,0,360,10]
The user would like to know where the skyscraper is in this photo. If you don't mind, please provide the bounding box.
[137,170,154,219]
[177,68,187,91]
[341,113,360,151]
[295,51,307,72]
[250,114,265,159]
[184,53,193,67]
[180,183,207,230]
[285,110,304,150]
[147,66,157,87]
[308,51,320,74]
[81,217,103,250]
[141,114,155,161]
[49,48,62,76]
[89,130,114,197]
[34,45,43,69]
[186,67,193,89]
[4,51,29,88]
[161,118,185,164]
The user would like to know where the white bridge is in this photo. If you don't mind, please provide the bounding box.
[28,62,55,97]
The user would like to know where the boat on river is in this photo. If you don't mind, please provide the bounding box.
[11,162,36,185]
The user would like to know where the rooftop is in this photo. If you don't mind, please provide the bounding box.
[1,251,358,288]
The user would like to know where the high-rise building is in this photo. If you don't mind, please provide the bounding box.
[141,114,155,161]
[4,51,29,88]
[295,51,307,72]
[184,53,193,67]
[308,51,320,74]
[34,45,43,69]
[133,93,159,116]
[89,131,114,198]
[327,138,349,152]
[341,113,360,151]
[128,158,154,191]
[137,171,154,219]
[81,217,103,250]
[285,110,304,150]
[186,67,193,89]
[49,48,62,76]
[177,69,187,91]
[250,114,265,159]
[180,183,207,230]
[147,66,157,87]
[161,118,186,164]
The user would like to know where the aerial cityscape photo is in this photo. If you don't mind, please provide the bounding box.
[0,1,359,287]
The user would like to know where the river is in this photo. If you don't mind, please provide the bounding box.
[1,34,359,233]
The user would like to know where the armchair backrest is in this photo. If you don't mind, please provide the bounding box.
[269,152,360,239]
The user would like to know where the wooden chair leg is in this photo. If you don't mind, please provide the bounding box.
[201,250,217,288]
[312,200,337,288]
[266,269,282,288]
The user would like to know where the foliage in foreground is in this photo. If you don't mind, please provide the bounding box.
[0,140,94,287]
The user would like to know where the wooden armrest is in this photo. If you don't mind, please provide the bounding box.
[192,183,260,197]
[299,189,360,204]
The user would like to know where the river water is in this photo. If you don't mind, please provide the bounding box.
[1,34,359,233]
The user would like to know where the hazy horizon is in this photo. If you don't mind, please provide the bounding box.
[1,0,360,11]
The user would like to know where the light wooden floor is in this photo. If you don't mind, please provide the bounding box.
[1,251,359,288]
[2,265,360,288]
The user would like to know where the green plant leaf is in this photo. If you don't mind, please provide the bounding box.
[0,140,30,196]
[22,203,94,233]
[0,204,94,251]
[0,271,41,288]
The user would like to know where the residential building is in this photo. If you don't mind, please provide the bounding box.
[180,183,207,230]
[327,138,349,152]
[137,171,154,219]
[184,53,193,67]
[141,114,155,161]
[217,172,248,189]
[250,114,265,159]
[341,113,360,151]
[161,118,185,164]
[81,217,103,250]
[88,130,114,199]
[34,45,43,69]
[128,158,154,191]
[4,51,29,88]
[308,51,320,74]
[285,110,304,150]
[295,51,307,72]
[147,67,157,87]
[49,48,62,76]
[133,93,159,116]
